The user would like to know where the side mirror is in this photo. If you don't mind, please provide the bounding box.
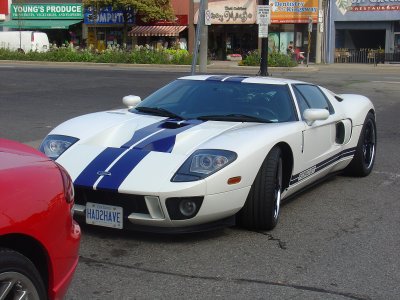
[122,95,141,108]
[303,108,329,126]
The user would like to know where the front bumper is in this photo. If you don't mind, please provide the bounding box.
[73,186,250,232]
[50,220,81,300]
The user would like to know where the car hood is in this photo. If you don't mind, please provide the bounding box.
[53,111,250,193]
[0,139,50,172]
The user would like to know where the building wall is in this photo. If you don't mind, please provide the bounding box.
[171,0,189,16]
[327,0,400,63]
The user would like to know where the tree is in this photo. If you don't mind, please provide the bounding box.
[83,0,175,45]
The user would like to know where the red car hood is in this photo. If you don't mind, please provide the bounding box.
[0,139,50,171]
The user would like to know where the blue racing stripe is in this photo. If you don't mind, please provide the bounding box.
[74,147,125,187]
[75,119,204,190]
[96,149,150,191]
[133,119,203,153]
[122,119,166,148]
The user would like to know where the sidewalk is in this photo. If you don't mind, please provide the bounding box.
[0,59,398,74]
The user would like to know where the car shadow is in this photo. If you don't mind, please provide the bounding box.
[78,222,229,243]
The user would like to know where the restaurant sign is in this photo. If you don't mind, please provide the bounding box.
[336,0,400,15]
[11,4,83,19]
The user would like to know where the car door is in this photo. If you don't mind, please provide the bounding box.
[291,84,345,188]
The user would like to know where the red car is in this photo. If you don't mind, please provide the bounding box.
[0,139,80,300]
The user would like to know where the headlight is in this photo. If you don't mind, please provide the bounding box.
[172,149,237,182]
[39,135,79,160]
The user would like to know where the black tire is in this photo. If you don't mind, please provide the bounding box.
[345,112,377,177]
[238,146,283,230]
[0,248,47,300]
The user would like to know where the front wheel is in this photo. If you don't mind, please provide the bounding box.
[238,146,283,231]
[345,112,377,177]
[0,248,47,300]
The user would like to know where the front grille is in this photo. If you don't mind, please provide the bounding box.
[75,187,149,216]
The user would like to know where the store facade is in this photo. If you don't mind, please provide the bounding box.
[83,6,134,50]
[327,0,400,63]
[1,2,83,46]
[130,15,188,50]
[194,0,258,60]
[83,0,189,50]
[193,0,319,60]
[269,0,318,59]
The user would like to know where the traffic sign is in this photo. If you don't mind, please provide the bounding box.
[205,9,211,26]
[257,5,270,25]
[308,17,313,32]
[258,24,269,38]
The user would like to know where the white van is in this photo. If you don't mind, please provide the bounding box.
[0,31,50,53]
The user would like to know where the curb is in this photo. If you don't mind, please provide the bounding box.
[0,59,319,73]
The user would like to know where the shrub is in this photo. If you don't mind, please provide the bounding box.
[0,46,297,67]
[0,45,193,65]
[240,50,298,67]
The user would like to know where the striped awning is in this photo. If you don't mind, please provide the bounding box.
[128,26,187,37]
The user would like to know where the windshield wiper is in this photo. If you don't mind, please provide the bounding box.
[135,106,183,120]
[197,114,274,123]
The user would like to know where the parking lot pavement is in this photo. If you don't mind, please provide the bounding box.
[1,63,399,299]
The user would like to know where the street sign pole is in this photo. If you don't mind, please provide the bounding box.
[307,17,312,67]
[191,0,206,75]
[258,0,270,76]
[199,0,208,73]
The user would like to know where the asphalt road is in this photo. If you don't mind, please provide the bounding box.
[1,62,399,300]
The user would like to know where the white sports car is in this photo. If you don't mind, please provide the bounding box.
[40,75,376,233]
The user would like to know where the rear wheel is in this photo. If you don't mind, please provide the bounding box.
[345,112,376,177]
[0,248,46,300]
[238,146,282,230]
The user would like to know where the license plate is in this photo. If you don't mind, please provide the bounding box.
[86,202,123,229]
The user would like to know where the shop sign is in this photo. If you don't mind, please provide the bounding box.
[270,0,318,23]
[11,4,83,19]
[336,0,400,15]
[84,6,134,25]
[194,0,256,24]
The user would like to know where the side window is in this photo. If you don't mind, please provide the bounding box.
[293,84,334,115]
[292,87,310,117]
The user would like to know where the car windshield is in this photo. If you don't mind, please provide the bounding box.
[131,79,297,123]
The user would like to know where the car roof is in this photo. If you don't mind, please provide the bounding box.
[178,75,308,85]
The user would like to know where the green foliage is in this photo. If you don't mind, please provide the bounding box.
[240,50,298,67]
[0,45,192,65]
[0,46,297,68]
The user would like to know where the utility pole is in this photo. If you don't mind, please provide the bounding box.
[199,0,208,73]
[315,0,323,64]
[191,0,208,74]
[307,16,312,67]
[259,0,269,76]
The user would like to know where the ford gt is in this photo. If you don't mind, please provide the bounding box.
[39,75,376,233]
